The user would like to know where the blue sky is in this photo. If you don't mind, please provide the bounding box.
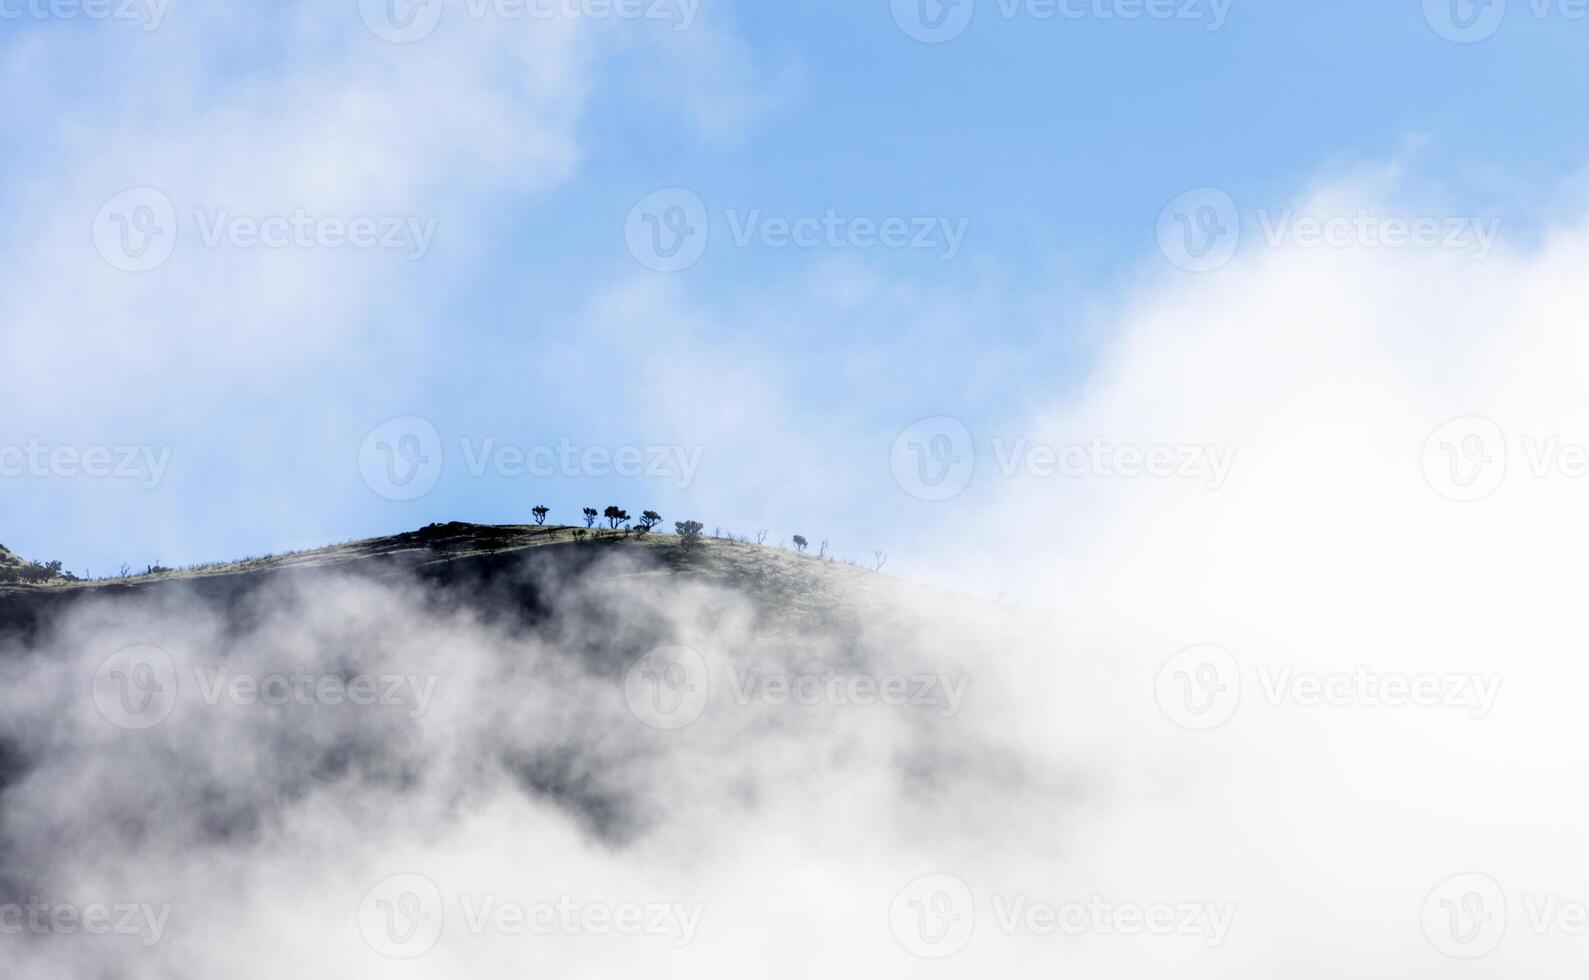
[3,0,1588,579]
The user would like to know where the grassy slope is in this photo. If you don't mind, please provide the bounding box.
[0,523,978,639]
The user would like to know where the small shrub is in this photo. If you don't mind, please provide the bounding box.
[792,535,808,553]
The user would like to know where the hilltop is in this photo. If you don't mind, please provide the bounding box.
[0,522,976,645]
[0,521,1008,857]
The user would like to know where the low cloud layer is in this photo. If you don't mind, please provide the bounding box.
[0,547,1068,977]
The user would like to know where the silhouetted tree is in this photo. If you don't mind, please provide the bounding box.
[756,529,768,545]
[639,510,663,531]
[793,535,808,553]
[582,507,598,528]
[675,520,704,549]
[1,559,78,584]
[532,505,550,526]
[872,550,887,571]
[603,506,630,529]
